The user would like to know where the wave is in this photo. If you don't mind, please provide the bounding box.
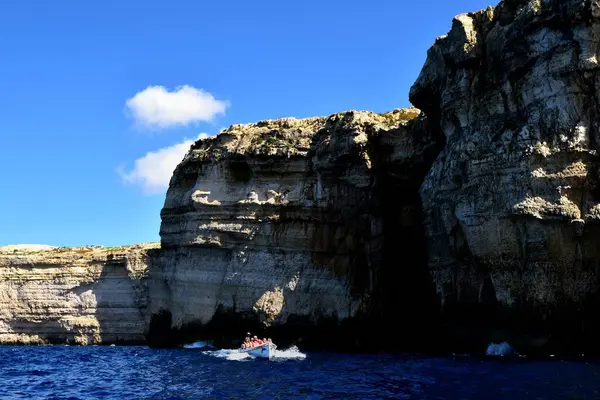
[183,340,214,349]
[486,342,517,357]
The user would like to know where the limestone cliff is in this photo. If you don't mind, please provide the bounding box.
[10,0,600,356]
[0,243,158,345]
[410,0,600,353]
[148,108,440,349]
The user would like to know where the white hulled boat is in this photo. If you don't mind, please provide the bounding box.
[239,341,277,359]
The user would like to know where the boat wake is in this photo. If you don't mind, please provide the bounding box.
[274,345,306,360]
[203,345,307,362]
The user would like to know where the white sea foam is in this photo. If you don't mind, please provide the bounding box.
[486,342,516,356]
[205,349,251,361]
[183,340,214,349]
[273,345,306,360]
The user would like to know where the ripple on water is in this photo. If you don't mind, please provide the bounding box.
[0,346,599,399]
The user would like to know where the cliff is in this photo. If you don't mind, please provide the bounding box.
[5,0,600,356]
[147,108,442,349]
[409,0,600,354]
[0,243,158,345]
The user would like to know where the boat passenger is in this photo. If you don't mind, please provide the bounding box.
[242,333,252,349]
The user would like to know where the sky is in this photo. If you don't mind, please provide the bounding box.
[0,0,494,247]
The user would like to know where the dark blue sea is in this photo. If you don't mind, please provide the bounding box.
[1,343,599,399]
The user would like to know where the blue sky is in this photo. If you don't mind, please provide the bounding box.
[0,0,494,247]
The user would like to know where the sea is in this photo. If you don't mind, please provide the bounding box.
[1,342,599,399]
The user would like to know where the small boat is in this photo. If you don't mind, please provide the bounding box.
[239,341,277,359]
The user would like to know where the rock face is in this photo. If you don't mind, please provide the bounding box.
[410,0,600,353]
[9,0,600,356]
[148,108,441,349]
[0,244,158,345]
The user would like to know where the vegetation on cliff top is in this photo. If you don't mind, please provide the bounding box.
[186,107,422,162]
[0,243,160,255]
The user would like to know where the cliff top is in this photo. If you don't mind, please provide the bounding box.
[0,244,57,252]
[186,107,421,161]
[0,242,160,256]
[225,107,421,133]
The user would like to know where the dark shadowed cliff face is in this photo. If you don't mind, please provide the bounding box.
[147,109,443,350]
[410,0,600,355]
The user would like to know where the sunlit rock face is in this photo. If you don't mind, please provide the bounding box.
[410,0,600,353]
[147,108,440,349]
[0,244,158,345]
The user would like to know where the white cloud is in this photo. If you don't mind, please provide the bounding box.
[125,85,229,129]
[118,133,212,195]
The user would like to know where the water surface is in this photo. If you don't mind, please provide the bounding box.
[1,345,598,399]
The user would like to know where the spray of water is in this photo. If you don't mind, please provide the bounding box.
[486,342,516,357]
[183,340,214,349]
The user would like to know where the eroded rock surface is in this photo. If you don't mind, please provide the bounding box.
[410,0,600,353]
[0,243,159,345]
[148,108,440,348]
[10,0,600,356]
